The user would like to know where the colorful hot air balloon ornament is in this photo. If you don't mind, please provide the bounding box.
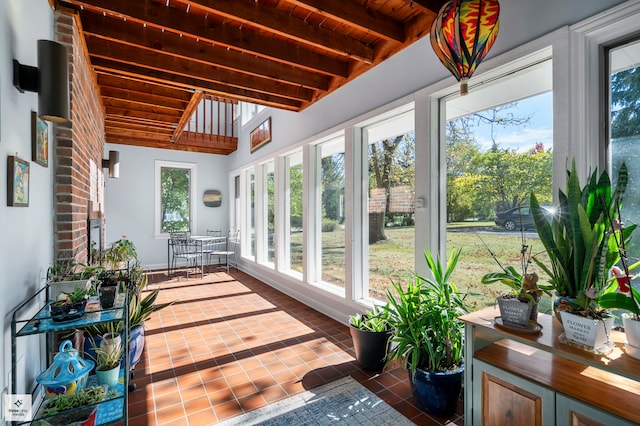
[430,0,500,95]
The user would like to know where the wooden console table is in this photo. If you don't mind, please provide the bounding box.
[460,307,640,425]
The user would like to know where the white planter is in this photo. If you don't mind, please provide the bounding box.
[560,311,614,348]
[49,279,92,301]
[497,297,532,327]
[622,313,640,359]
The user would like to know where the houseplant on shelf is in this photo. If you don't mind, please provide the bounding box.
[36,385,107,426]
[480,232,552,327]
[348,304,392,371]
[384,247,467,416]
[530,161,636,349]
[50,285,93,322]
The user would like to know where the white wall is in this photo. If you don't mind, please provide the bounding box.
[104,144,230,269]
[1,0,55,410]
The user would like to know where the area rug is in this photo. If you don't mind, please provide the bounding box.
[218,376,414,425]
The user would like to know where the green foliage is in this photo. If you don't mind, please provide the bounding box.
[531,161,637,310]
[161,167,191,233]
[322,218,338,232]
[321,153,345,222]
[611,68,640,139]
[43,386,106,416]
[384,248,468,376]
[349,305,390,332]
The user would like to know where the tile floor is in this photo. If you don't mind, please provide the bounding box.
[121,269,464,425]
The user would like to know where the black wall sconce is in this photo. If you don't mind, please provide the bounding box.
[13,40,70,124]
[102,150,120,179]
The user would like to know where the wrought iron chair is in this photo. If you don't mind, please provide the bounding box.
[171,236,200,278]
[168,232,190,275]
[210,230,240,272]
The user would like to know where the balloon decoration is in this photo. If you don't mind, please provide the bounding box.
[430,0,500,95]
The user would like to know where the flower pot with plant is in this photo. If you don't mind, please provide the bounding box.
[348,304,392,371]
[531,161,636,349]
[50,285,92,322]
[37,385,107,426]
[384,248,467,416]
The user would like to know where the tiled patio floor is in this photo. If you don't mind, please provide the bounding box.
[123,269,464,425]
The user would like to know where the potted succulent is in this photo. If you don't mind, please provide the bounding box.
[348,304,392,371]
[384,248,467,416]
[36,385,107,426]
[50,285,92,322]
[531,161,636,348]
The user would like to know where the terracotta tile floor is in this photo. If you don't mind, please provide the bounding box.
[121,269,464,425]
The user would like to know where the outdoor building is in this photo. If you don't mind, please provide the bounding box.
[1,0,640,424]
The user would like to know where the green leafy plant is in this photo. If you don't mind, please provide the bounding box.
[384,248,468,377]
[530,160,636,313]
[43,386,107,416]
[349,304,390,332]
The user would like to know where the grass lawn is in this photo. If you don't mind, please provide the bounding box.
[304,223,553,313]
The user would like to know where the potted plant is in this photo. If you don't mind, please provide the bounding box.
[530,161,636,348]
[384,247,467,416]
[50,285,92,322]
[92,338,123,388]
[480,233,552,327]
[348,304,392,371]
[37,385,107,426]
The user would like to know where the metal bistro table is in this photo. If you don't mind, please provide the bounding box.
[167,234,226,278]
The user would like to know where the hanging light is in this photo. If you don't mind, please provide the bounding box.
[430,0,500,96]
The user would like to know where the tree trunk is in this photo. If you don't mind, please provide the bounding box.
[369,212,387,244]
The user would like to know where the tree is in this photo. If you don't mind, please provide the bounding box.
[321,153,345,223]
[611,67,640,139]
[161,167,190,232]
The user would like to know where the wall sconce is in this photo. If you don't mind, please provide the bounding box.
[13,40,70,123]
[102,150,120,179]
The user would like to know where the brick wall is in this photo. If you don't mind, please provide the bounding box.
[368,186,414,214]
[53,12,105,263]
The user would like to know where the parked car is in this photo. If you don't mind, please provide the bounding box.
[494,205,553,231]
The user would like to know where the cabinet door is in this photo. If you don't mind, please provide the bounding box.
[473,359,555,426]
[556,394,636,426]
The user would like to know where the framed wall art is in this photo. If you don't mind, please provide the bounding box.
[31,111,48,167]
[7,156,30,207]
[250,117,272,152]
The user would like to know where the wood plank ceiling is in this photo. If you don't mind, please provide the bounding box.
[54,0,446,154]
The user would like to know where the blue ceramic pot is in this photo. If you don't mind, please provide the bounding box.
[408,362,464,416]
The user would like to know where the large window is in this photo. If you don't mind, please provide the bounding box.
[245,168,256,260]
[609,37,640,267]
[318,137,346,288]
[155,161,196,236]
[263,161,275,266]
[285,151,303,275]
[442,59,554,311]
[365,111,415,301]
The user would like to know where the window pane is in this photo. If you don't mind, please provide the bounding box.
[443,61,553,312]
[366,113,415,301]
[161,166,191,233]
[320,139,345,287]
[264,161,275,265]
[246,168,256,259]
[610,38,640,267]
[286,152,303,273]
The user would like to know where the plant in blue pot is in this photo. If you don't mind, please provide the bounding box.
[383,248,467,416]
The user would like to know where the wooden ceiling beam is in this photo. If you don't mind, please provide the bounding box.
[97,73,193,102]
[91,58,304,110]
[105,127,173,141]
[101,88,188,111]
[184,0,374,61]
[106,134,237,155]
[105,116,177,130]
[405,0,447,14]
[286,0,405,42]
[102,98,184,117]
[105,121,174,134]
[63,0,350,76]
[85,35,316,102]
[105,106,181,123]
[81,11,334,89]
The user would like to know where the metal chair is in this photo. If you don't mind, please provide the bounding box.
[210,230,240,272]
[168,232,190,275]
[171,237,201,278]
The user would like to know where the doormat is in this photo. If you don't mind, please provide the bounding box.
[218,376,414,425]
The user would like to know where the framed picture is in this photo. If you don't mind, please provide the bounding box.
[31,111,48,167]
[250,117,272,152]
[7,156,29,207]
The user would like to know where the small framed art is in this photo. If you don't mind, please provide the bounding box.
[32,111,48,167]
[250,117,272,152]
[7,156,30,207]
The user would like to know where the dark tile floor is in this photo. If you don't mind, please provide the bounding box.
[123,269,464,425]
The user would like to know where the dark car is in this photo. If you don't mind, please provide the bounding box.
[494,205,552,231]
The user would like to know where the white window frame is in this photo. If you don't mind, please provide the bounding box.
[154,160,197,238]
